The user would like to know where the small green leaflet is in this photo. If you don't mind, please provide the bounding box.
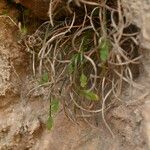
[46,98,59,130]
[68,54,79,74]
[21,26,28,36]
[80,73,88,88]
[81,90,99,101]
[1,10,8,15]
[68,62,75,74]
[68,53,83,74]
[23,9,30,16]
[40,72,49,84]
[47,116,53,130]
[99,38,111,62]
[51,98,60,114]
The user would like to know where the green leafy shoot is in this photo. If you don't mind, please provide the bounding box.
[1,10,8,15]
[20,26,28,36]
[23,9,30,16]
[68,53,83,74]
[81,32,91,52]
[47,116,53,130]
[92,8,99,17]
[40,72,49,84]
[51,98,60,114]
[80,73,88,88]
[46,98,59,130]
[99,38,111,62]
[80,90,99,101]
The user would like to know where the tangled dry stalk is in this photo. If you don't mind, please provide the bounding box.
[25,0,142,135]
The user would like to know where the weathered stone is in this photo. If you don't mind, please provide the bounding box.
[123,0,150,49]
[15,0,50,19]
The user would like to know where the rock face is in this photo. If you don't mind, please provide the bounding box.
[15,0,50,19]
[0,1,48,149]
[0,0,150,149]
[123,0,150,49]
[122,1,150,135]
[15,0,150,48]
[123,0,150,148]
[14,0,71,20]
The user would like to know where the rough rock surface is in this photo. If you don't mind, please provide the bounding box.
[0,1,48,149]
[123,0,150,49]
[123,1,150,148]
[0,0,150,150]
[15,0,50,19]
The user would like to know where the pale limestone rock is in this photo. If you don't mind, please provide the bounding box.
[123,0,150,49]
